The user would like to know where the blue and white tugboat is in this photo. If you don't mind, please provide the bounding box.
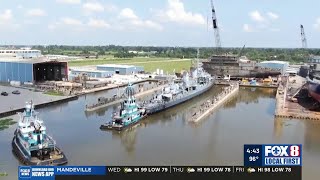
[12,101,67,165]
[100,83,147,131]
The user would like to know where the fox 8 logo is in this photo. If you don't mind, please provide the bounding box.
[265,145,300,157]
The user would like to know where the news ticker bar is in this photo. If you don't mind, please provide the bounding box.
[19,166,301,180]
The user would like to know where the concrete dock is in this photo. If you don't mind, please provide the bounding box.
[79,79,158,95]
[215,81,278,88]
[85,84,166,111]
[189,83,239,123]
[0,85,78,118]
[274,75,320,120]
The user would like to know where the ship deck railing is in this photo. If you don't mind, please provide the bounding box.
[29,141,55,151]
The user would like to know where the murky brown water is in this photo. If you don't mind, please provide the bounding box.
[0,86,319,180]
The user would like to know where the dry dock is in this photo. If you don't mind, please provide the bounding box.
[275,75,320,120]
[189,83,239,123]
[85,84,166,111]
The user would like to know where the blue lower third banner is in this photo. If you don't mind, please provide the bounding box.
[19,166,106,179]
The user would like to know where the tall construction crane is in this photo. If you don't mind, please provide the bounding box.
[210,0,221,52]
[300,24,308,49]
[300,24,310,63]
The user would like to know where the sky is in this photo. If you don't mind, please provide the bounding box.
[0,0,319,48]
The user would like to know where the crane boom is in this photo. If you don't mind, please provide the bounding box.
[210,0,221,50]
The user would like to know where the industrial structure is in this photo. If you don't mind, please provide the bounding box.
[0,58,68,83]
[309,56,320,63]
[203,55,282,78]
[258,61,289,75]
[300,25,308,49]
[210,0,221,50]
[69,68,114,79]
[0,48,68,84]
[0,48,41,59]
[96,64,144,75]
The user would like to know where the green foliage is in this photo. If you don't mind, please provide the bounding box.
[0,118,16,131]
[69,57,192,73]
[44,90,64,96]
[98,50,105,55]
[28,45,320,63]
[114,52,136,58]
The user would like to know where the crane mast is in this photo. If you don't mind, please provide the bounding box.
[211,0,221,53]
[300,25,308,49]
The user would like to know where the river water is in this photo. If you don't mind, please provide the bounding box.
[0,85,319,180]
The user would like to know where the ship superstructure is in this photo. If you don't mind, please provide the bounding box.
[143,50,215,114]
[203,55,281,78]
[12,101,67,165]
[100,83,147,131]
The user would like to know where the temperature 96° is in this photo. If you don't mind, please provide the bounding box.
[249,156,259,161]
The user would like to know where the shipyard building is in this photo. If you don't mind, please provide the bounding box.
[309,56,320,63]
[0,48,41,59]
[69,68,114,78]
[0,48,68,84]
[96,64,144,75]
[258,61,289,75]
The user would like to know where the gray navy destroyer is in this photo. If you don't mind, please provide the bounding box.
[142,52,215,114]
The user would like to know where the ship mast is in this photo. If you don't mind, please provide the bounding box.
[197,48,200,78]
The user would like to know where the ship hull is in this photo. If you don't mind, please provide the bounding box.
[307,81,320,102]
[202,59,281,78]
[100,114,147,131]
[202,67,281,78]
[12,135,68,166]
[146,81,214,114]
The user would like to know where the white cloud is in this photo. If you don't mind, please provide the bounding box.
[0,9,13,23]
[118,8,163,31]
[61,17,83,25]
[56,0,81,4]
[83,2,104,13]
[17,5,23,9]
[243,24,254,32]
[105,4,118,12]
[0,9,20,30]
[314,17,320,31]
[247,10,280,32]
[26,9,46,17]
[119,8,138,19]
[249,10,265,22]
[87,18,110,28]
[48,18,85,31]
[267,12,279,20]
[156,0,205,25]
[132,19,163,31]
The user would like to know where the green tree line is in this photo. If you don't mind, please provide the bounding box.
[10,45,320,63]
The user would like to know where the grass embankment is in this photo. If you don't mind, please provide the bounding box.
[44,90,64,96]
[68,57,193,73]
[0,118,16,131]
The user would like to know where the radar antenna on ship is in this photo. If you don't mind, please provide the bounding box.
[124,82,135,98]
